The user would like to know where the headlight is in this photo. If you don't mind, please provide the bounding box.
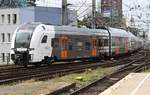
[17,48,27,51]
[28,48,35,51]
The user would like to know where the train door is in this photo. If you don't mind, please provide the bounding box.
[115,38,119,54]
[125,38,129,53]
[97,37,103,56]
[91,37,97,57]
[38,34,50,60]
[60,35,68,59]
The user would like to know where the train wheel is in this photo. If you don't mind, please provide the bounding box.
[24,64,28,68]
[14,61,18,65]
[47,61,52,66]
[36,63,41,67]
[45,57,54,65]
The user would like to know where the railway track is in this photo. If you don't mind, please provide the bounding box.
[67,51,150,95]
[0,50,144,75]
[0,50,147,85]
[0,65,23,72]
[0,61,130,85]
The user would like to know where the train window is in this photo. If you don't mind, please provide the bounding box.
[69,44,73,51]
[112,38,115,46]
[104,39,108,46]
[85,42,91,50]
[41,35,47,43]
[52,38,59,47]
[98,39,103,46]
[52,38,54,47]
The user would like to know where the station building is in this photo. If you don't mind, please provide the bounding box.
[0,6,77,64]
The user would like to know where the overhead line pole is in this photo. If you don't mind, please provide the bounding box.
[92,0,96,29]
[110,0,113,27]
[62,0,68,25]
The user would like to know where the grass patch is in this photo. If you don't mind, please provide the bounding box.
[143,67,150,72]
[0,67,113,95]
[23,92,32,95]
[0,79,36,88]
[52,67,112,86]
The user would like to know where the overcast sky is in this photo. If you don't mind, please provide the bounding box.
[36,0,150,15]
[35,0,149,8]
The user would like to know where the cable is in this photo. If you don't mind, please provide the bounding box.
[35,0,92,8]
[75,0,87,12]
[69,7,92,24]
[77,5,91,18]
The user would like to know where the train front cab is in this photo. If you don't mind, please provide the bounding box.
[11,24,55,67]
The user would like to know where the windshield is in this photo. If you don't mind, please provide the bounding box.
[14,24,37,49]
[15,32,32,48]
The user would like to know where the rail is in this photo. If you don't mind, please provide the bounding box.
[68,51,150,95]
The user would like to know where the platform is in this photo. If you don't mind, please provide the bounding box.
[99,73,150,95]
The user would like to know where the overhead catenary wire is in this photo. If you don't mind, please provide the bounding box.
[36,0,150,29]
[75,0,88,12]
[34,0,99,20]
[76,5,91,18]
[69,7,92,24]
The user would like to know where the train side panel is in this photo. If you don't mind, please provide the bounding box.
[51,34,99,60]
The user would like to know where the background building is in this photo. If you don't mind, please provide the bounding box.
[101,0,122,27]
[0,6,77,64]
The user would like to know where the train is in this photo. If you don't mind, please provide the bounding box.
[10,22,144,66]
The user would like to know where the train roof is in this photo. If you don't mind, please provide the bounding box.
[52,25,131,37]
[19,22,136,38]
[52,25,109,36]
[109,28,129,37]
